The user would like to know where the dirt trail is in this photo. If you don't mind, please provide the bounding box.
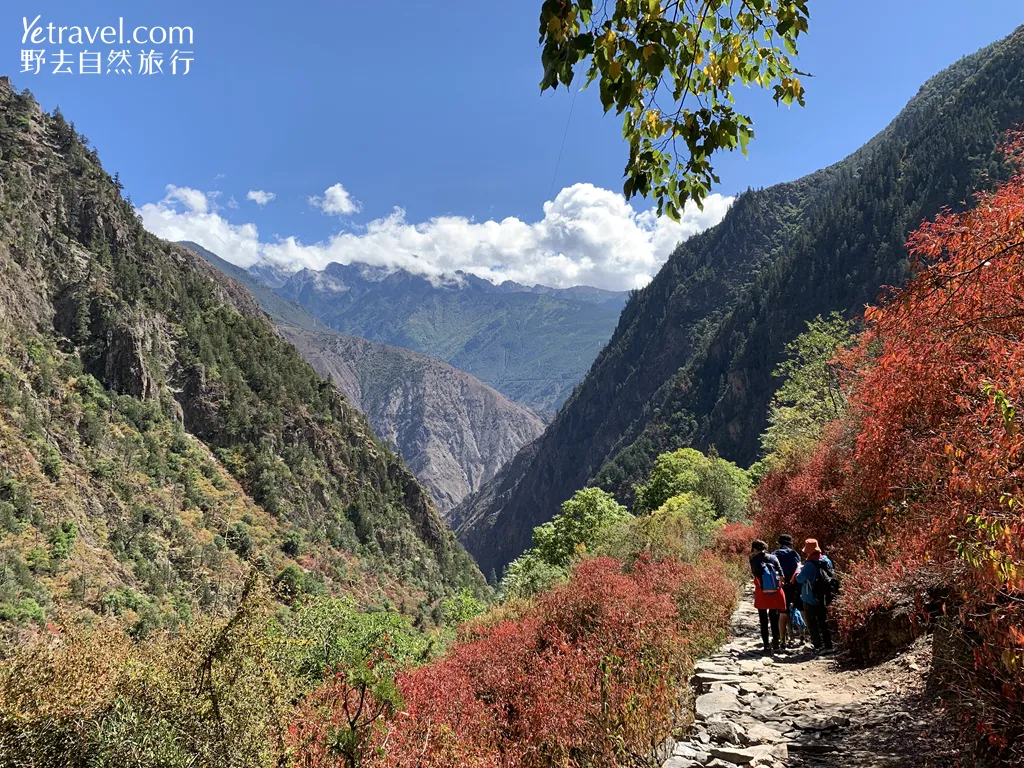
[658,596,962,767]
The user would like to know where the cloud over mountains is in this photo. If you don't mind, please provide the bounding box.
[139,182,732,290]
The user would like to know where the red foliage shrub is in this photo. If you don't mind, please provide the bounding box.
[712,522,757,560]
[286,671,393,768]
[669,554,740,656]
[288,555,737,768]
[753,421,865,559]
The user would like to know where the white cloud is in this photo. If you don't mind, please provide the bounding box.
[246,189,276,206]
[139,183,732,290]
[162,184,209,214]
[309,183,361,216]
[139,186,262,267]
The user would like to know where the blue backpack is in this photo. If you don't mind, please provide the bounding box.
[760,561,781,594]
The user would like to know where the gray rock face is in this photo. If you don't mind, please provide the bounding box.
[742,723,785,744]
[281,328,546,514]
[663,759,703,768]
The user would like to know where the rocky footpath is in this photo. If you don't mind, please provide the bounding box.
[658,597,961,768]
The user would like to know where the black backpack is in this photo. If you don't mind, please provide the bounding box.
[812,559,841,605]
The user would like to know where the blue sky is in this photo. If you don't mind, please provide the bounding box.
[4,1,1023,289]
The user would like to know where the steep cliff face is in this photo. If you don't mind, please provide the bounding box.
[281,329,546,515]
[0,78,484,632]
[183,241,547,515]
[453,27,1024,576]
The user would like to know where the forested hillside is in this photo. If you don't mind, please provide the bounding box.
[454,27,1024,576]
[0,77,484,636]
[272,262,628,413]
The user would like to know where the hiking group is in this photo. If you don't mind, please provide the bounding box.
[749,536,839,656]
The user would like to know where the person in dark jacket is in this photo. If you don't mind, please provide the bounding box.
[772,534,803,649]
[750,540,787,654]
[795,538,835,654]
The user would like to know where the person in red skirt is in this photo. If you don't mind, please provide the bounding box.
[750,539,787,654]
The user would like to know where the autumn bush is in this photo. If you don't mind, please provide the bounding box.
[0,579,440,768]
[289,555,737,768]
[754,135,1024,759]
[711,521,757,561]
[0,578,292,768]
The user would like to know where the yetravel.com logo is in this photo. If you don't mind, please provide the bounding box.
[19,15,195,76]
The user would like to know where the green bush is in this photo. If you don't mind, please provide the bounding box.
[500,554,567,600]
[38,444,62,481]
[0,597,45,625]
[439,588,484,626]
[49,521,77,561]
[633,447,751,521]
[225,521,254,559]
[281,530,302,557]
[530,487,632,568]
[273,565,315,602]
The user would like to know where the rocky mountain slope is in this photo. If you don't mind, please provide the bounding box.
[183,242,547,516]
[0,78,484,634]
[281,330,546,516]
[453,27,1024,576]
[268,261,629,413]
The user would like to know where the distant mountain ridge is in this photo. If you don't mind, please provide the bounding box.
[452,26,1024,576]
[262,261,629,413]
[247,260,630,309]
[181,241,547,515]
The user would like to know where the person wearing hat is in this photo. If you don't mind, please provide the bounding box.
[772,534,803,649]
[749,540,787,654]
[796,538,835,653]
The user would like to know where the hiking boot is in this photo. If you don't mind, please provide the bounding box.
[819,646,837,656]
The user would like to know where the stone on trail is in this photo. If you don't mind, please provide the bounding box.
[695,659,736,674]
[710,683,741,695]
[787,734,837,754]
[705,719,746,745]
[672,741,710,760]
[709,744,789,765]
[737,660,763,675]
[661,758,702,768]
[742,722,785,744]
[692,672,747,687]
[695,691,741,720]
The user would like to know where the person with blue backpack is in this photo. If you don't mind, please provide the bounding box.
[772,534,804,649]
[796,538,838,654]
[750,540,787,654]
